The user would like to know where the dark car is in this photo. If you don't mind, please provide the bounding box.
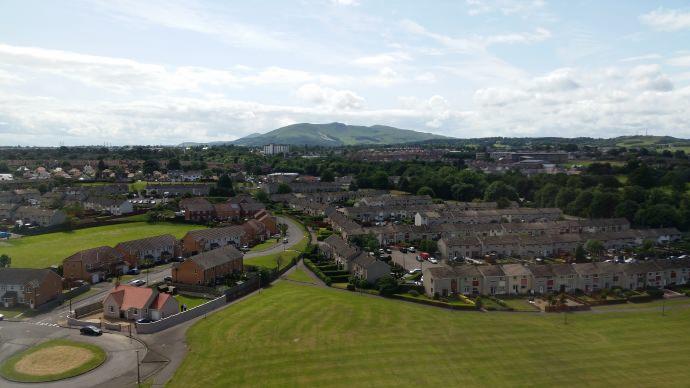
[163,275,173,283]
[136,318,152,324]
[127,268,140,275]
[80,325,102,336]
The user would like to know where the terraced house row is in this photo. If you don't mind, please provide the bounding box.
[424,260,690,297]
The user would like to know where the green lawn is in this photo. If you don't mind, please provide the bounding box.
[285,267,316,284]
[249,238,280,252]
[0,222,205,268]
[501,298,540,312]
[171,281,690,387]
[0,339,106,383]
[174,294,210,309]
[244,226,308,270]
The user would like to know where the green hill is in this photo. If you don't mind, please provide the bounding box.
[230,122,449,146]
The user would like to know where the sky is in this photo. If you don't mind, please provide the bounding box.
[1,0,690,146]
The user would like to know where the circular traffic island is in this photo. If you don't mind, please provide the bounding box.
[0,339,107,383]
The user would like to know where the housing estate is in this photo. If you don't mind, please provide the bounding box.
[172,245,244,285]
[103,284,179,321]
[0,268,63,309]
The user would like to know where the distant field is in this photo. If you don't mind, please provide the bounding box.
[0,222,205,268]
[171,281,690,387]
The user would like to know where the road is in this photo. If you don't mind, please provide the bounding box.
[0,321,144,388]
[24,264,172,326]
[390,250,444,272]
[244,216,305,259]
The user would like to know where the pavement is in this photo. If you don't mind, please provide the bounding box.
[0,321,145,388]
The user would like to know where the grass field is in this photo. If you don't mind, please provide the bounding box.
[285,267,316,284]
[174,294,210,309]
[249,238,280,252]
[244,221,308,270]
[0,222,205,268]
[0,339,106,383]
[170,281,690,387]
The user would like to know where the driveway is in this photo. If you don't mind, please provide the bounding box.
[0,321,144,388]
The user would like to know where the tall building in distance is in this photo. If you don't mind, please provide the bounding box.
[262,143,290,155]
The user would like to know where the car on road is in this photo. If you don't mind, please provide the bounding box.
[283,238,289,244]
[163,275,173,283]
[0,314,4,321]
[80,325,102,336]
[385,248,392,254]
[399,247,408,253]
[428,257,439,264]
[136,318,153,324]
[408,268,421,275]
[128,268,140,275]
[408,246,416,253]
[130,279,146,287]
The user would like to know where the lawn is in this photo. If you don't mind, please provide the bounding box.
[243,226,308,270]
[249,238,280,252]
[171,281,690,387]
[0,339,106,383]
[0,222,205,268]
[285,267,316,284]
[501,298,540,312]
[174,294,210,309]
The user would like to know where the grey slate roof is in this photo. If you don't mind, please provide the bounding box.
[189,245,243,270]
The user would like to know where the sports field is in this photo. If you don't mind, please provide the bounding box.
[170,281,690,387]
[0,222,205,268]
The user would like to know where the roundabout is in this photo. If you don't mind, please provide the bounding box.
[0,339,106,383]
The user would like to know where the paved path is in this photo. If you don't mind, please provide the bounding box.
[0,321,144,388]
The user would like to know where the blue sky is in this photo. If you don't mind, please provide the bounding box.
[1,0,689,145]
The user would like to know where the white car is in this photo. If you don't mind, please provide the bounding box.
[428,258,439,264]
[408,268,421,275]
[130,279,146,287]
[408,247,416,253]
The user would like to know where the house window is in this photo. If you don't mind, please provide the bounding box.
[109,306,114,313]
[133,308,138,315]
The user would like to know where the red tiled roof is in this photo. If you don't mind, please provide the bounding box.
[108,285,153,310]
[151,292,173,310]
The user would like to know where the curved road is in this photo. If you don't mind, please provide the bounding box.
[0,321,144,388]
[244,216,305,259]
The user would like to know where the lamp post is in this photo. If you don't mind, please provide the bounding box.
[136,349,140,385]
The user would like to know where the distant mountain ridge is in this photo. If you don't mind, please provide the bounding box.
[181,123,450,147]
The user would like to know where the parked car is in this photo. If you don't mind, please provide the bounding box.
[399,247,408,253]
[80,325,102,336]
[0,314,4,321]
[408,247,416,253]
[130,279,146,287]
[136,318,152,324]
[171,256,184,262]
[428,257,439,264]
[385,248,392,254]
[283,238,289,244]
[127,268,140,275]
[163,275,173,283]
[408,268,421,275]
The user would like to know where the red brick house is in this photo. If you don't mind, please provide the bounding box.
[0,268,63,309]
[179,197,215,222]
[63,246,128,284]
[172,245,243,285]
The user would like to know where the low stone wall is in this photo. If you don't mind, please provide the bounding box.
[135,296,226,334]
[104,322,122,331]
[68,317,98,327]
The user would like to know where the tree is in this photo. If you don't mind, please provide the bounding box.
[142,159,160,176]
[167,158,181,170]
[320,169,335,182]
[584,239,604,257]
[589,191,619,218]
[574,245,586,262]
[277,183,292,194]
[483,181,518,202]
[0,254,10,268]
[614,200,640,222]
[635,204,680,228]
[417,186,435,197]
[254,190,269,203]
[418,239,436,253]
[377,275,399,296]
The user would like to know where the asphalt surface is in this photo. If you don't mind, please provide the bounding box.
[244,216,304,259]
[390,250,444,272]
[0,321,144,388]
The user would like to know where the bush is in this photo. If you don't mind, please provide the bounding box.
[304,259,332,286]
[645,287,664,299]
[346,284,355,291]
[377,275,399,296]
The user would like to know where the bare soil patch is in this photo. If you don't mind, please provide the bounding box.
[14,346,95,376]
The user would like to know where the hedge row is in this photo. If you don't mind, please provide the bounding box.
[329,275,351,283]
[390,294,476,310]
[304,259,332,286]
[317,264,339,271]
[323,270,349,277]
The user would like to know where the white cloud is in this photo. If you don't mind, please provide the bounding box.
[620,54,662,62]
[92,0,287,50]
[332,0,359,6]
[667,55,690,67]
[296,83,365,110]
[352,52,411,67]
[465,0,546,16]
[640,8,690,31]
[531,68,580,92]
[629,64,674,92]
